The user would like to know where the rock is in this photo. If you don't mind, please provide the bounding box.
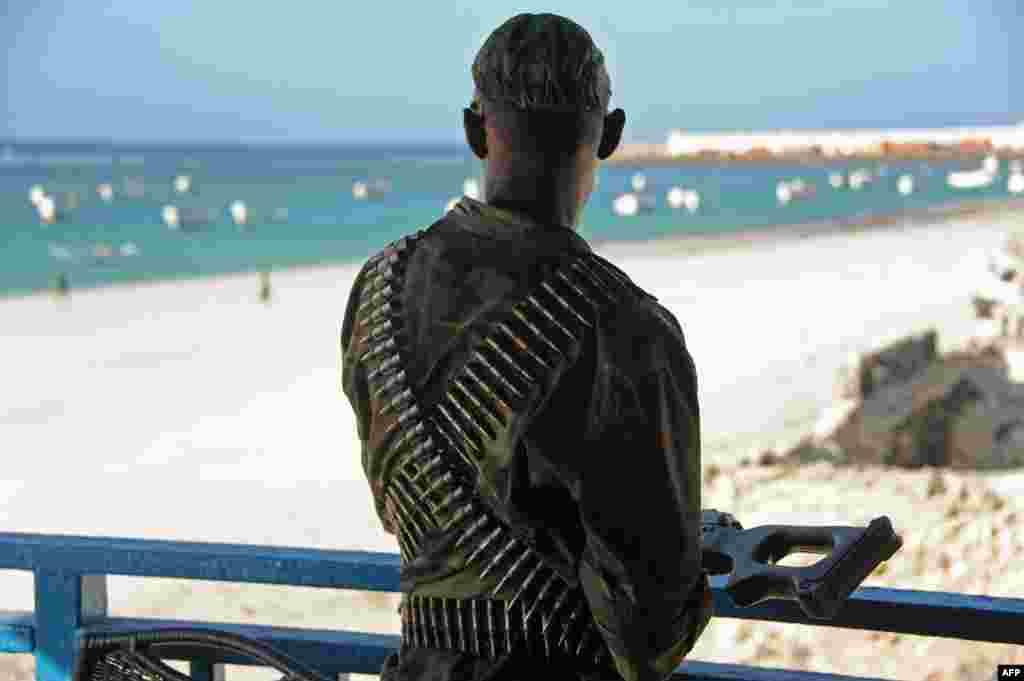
[943,517,966,541]
[1006,231,1024,262]
[789,642,813,664]
[811,327,1024,471]
[925,469,947,498]
[733,622,753,643]
[952,402,1024,469]
[838,330,938,400]
[704,463,721,484]
[784,438,846,464]
[757,450,778,466]
[982,490,1006,511]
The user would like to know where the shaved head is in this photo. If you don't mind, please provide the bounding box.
[462,13,626,228]
[471,13,611,114]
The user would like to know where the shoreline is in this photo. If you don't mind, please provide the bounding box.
[5,196,1023,303]
[592,196,1024,259]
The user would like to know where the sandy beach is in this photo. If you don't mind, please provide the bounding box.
[2,204,1023,680]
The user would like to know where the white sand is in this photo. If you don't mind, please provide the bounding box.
[1,207,1021,679]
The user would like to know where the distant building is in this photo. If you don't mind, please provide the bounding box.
[666,124,1024,158]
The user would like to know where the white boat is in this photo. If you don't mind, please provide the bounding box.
[353,179,393,201]
[229,200,248,226]
[666,187,699,212]
[97,183,114,202]
[162,205,180,229]
[828,172,845,189]
[29,185,46,206]
[684,190,700,212]
[776,179,814,205]
[36,196,57,224]
[849,169,873,190]
[613,193,640,216]
[1009,173,1024,195]
[463,178,481,200]
[776,181,792,205]
[947,167,994,190]
[1009,160,1023,174]
[174,175,191,194]
[897,174,914,196]
[982,155,1000,175]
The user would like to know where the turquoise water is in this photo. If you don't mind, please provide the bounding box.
[0,141,1017,296]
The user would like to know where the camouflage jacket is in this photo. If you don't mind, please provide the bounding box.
[340,197,711,681]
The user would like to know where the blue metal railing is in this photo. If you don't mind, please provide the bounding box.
[1,531,1022,681]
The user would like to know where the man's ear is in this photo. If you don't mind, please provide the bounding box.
[463,108,488,160]
[597,108,625,160]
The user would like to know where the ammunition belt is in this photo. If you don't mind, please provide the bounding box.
[356,232,638,662]
[400,594,612,667]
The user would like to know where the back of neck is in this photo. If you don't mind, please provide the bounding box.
[484,164,581,229]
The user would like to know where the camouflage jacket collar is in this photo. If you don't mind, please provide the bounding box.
[449,196,591,252]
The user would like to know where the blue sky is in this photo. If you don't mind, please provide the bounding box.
[1,1,1017,144]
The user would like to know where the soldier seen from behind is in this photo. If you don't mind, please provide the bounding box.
[341,13,711,681]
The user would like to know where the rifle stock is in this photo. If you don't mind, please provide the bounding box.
[701,509,903,619]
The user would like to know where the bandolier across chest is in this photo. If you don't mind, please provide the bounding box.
[353,232,643,669]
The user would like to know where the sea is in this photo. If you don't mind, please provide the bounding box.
[0,141,1019,297]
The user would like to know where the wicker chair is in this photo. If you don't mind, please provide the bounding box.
[73,628,333,681]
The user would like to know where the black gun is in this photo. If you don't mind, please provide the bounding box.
[701,510,902,619]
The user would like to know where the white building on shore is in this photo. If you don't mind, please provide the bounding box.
[666,123,1024,157]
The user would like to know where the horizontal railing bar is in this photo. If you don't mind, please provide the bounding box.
[79,617,887,681]
[2,532,1021,644]
[0,610,34,653]
[673,660,890,681]
[0,532,401,591]
[709,577,1024,645]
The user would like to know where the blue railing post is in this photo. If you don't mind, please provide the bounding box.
[34,571,107,681]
